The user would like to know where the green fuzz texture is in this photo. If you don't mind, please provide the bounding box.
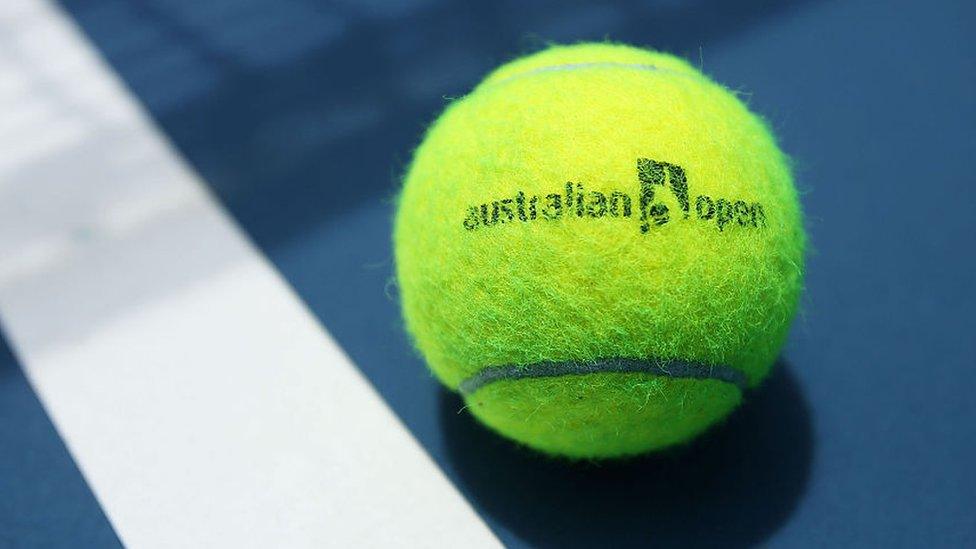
[464,373,742,459]
[394,42,805,458]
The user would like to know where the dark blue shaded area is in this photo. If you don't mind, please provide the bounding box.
[47,0,976,546]
[442,363,812,548]
[0,334,121,548]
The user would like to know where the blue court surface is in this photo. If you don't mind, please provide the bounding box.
[1,0,973,547]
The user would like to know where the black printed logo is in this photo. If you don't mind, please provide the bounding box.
[462,158,766,233]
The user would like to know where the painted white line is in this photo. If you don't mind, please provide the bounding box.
[0,1,499,547]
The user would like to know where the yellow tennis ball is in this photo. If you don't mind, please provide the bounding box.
[394,43,805,459]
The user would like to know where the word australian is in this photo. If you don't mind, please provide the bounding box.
[462,158,767,233]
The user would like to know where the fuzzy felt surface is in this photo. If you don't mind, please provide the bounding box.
[464,373,742,459]
[476,42,703,88]
[394,43,805,457]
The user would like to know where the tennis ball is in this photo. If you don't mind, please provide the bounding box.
[394,42,805,459]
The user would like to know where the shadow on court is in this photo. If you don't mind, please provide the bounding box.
[440,361,813,548]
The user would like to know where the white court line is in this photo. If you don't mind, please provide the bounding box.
[0,1,499,547]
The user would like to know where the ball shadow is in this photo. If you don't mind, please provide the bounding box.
[439,360,812,548]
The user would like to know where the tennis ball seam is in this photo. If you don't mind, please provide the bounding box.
[479,61,706,93]
[457,358,747,395]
